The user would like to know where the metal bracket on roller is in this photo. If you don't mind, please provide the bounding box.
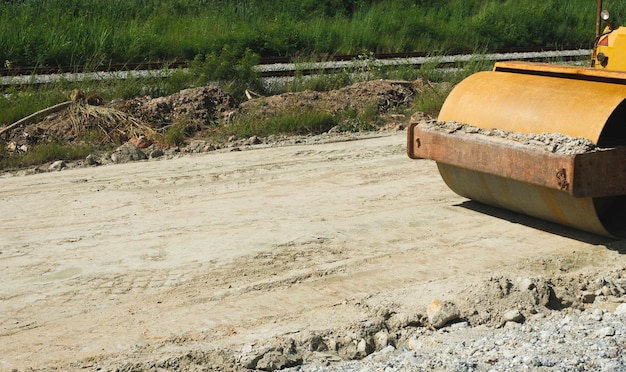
[407,123,626,199]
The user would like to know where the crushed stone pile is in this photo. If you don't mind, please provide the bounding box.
[92,268,626,372]
[420,120,599,155]
[284,307,626,371]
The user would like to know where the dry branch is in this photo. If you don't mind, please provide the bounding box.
[0,101,73,137]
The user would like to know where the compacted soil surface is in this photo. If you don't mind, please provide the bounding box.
[2,81,626,371]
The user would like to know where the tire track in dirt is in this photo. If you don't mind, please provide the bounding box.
[1,132,622,370]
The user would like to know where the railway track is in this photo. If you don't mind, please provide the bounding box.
[0,48,591,86]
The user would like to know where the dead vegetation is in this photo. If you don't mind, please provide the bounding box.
[1,80,428,158]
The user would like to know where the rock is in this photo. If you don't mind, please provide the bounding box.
[255,351,301,371]
[504,321,522,329]
[503,309,524,323]
[427,300,460,328]
[450,321,469,330]
[599,285,613,297]
[386,312,423,331]
[615,303,626,315]
[149,148,164,158]
[592,308,604,321]
[356,339,368,354]
[111,142,147,163]
[85,154,98,165]
[409,111,429,123]
[372,304,392,319]
[518,277,535,290]
[202,144,216,152]
[532,279,553,307]
[49,160,66,171]
[129,135,153,149]
[380,345,396,354]
[342,342,359,360]
[366,345,396,363]
[581,291,596,304]
[326,337,338,352]
[306,334,328,352]
[407,335,423,351]
[374,329,391,350]
[240,349,267,370]
[245,136,262,145]
[595,326,615,337]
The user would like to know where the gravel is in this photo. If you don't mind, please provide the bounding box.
[420,120,599,155]
[285,306,626,372]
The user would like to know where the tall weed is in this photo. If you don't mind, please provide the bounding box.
[0,0,617,68]
[0,142,93,170]
[189,47,263,100]
[225,109,337,138]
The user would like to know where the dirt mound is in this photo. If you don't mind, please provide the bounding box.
[2,80,422,156]
[115,86,237,129]
[240,80,420,119]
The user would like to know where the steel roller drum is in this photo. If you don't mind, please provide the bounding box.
[435,62,626,237]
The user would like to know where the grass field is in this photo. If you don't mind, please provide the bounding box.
[0,0,620,69]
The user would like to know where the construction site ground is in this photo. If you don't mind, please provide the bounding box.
[1,81,626,371]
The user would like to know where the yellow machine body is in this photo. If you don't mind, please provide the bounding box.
[439,62,626,144]
[594,26,626,70]
[409,61,626,238]
[408,2,626,238]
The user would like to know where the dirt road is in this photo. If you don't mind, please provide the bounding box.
[1,131,625,370]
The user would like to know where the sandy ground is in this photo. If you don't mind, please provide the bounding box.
[1,131,625,370]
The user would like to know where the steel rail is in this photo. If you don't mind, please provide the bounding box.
[0,49,591,86]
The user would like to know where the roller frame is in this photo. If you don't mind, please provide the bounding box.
[408,61,626,237]
[407,123,626,198]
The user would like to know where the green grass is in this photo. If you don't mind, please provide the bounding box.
[223,109,338,139]
[0,142,93,170]
[162,124,186,147]
[334,105,379,132]
[0,0,618,69]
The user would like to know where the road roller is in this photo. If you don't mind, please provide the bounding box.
[407,1,626,238]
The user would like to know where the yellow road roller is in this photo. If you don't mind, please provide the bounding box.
[408,1,626,238]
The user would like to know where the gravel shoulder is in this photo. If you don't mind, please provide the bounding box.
[1,131,626,371]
